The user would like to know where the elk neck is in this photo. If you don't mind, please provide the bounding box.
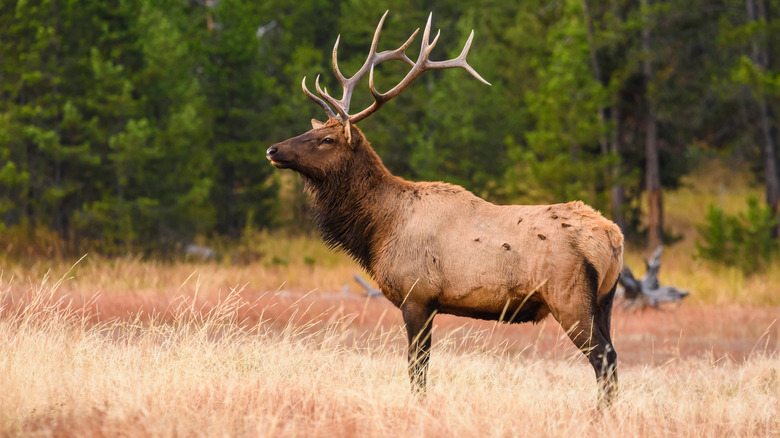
[302,135,407,273]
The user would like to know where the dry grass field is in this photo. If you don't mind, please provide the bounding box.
[1,162,779,437]
[0,255,778,438]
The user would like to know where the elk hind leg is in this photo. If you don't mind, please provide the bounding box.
[554,264,618,407]
[597,280,618,344]
[595,280,619,402]
[557,307,618,408]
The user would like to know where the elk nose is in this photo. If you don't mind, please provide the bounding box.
[266,145,278,159]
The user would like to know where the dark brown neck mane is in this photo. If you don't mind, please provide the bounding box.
[302,133,406,272]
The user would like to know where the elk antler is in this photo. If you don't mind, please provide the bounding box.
[302,11,490,125]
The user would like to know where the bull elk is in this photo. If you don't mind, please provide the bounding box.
[266,11,623,406]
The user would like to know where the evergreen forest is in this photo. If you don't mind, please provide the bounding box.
[2,0,780,257]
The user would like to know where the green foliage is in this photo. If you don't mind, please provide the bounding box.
[695,197,779,274]
[1,0,780,255]
[202,0,278,237]
[504,0,612,207]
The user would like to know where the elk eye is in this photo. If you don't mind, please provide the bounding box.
[322,137,334,144]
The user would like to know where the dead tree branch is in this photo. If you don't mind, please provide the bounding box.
[618,246,689,309]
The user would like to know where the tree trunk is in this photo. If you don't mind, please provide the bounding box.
[206,0,215,33]
[747,0,780,239]
[583,0,628,232]
[607,0,628,236]
[610,104,628,235]
[581,0,608,159]
[581,0,615,216]
[645,111,663,249]
[642,0,663,249]
[759,101,780,233]
[223,162,237,238]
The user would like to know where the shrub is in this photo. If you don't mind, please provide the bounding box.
[695,197,778,274]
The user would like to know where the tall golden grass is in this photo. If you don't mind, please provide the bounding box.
[1,264,777,437]
[1,159,778,436]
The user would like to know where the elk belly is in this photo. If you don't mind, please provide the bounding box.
[437,286,551,324]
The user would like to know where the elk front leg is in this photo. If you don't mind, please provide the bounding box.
[402,302,435,396]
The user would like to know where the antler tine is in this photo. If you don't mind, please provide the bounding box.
[426,30,492,86]
[383,29,418,67]
[332,35,347,87]
[419,13,441,58]
[302,76,337,118]
[314,75,349,121]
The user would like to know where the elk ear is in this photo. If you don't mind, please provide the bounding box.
[311,119,325,129]
[344,120,353,146]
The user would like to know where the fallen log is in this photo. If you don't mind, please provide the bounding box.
[354,274,382,297]
[618,246,689,308]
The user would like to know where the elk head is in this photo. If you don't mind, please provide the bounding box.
[266,11,490,180]
[266,118,355,181]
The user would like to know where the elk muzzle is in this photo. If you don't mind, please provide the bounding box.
[266,144,292,169]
